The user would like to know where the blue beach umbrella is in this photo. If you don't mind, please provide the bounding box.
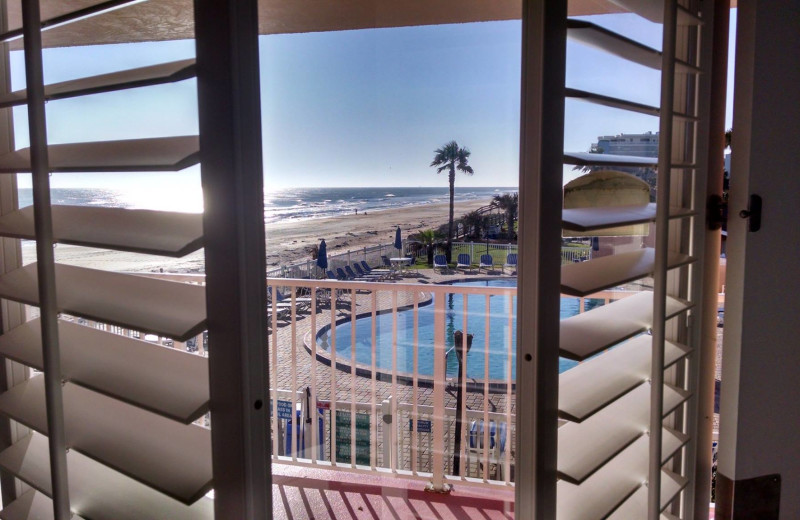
[394,227,402,253]
[316,239,328,272]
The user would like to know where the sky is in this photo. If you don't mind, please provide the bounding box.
[12,10,737,191]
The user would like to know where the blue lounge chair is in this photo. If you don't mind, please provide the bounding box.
[479,254,494,273]
[336,267,349,280]
[433,254,448,273]
[503,253,518,274]
[353,263,384,280]
[467,420,508,480]
[361,260,392,275]
[344,265,360,280]
[456,253,472,272]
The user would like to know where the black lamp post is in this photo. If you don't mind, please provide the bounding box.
[451,329,473,476]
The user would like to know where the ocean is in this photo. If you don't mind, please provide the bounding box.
[18,186,517,225]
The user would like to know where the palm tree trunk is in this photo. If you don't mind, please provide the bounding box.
[447,166,455,262]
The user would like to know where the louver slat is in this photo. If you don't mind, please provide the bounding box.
[556,435,684,520]
[607,0,703,25]
[565,87,659,116]
[0,136,199,173]
[606,467,689,519]
[557,383,689,483]
[563,150,658,167]
[567,20,662,69]
[0,377,212,504]
[0,263,206,341]
[567,19,700,74]
[0,319,208,423]
[0,59,196,109]
[0,433,213,519]
[0,489,86,520]
[560,291,691,361]
[561,203,695,232]
[0,206,203,257]
[561,248,695,297]
[559,335,690,422]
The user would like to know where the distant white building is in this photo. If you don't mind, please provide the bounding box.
[591,131,659,157]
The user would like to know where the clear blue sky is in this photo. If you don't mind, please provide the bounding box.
[12,11,736,190]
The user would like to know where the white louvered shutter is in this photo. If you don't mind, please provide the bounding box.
[556,1,711,518]
[0,2,213,518]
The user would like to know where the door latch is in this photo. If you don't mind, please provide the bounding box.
[739,194,762,232]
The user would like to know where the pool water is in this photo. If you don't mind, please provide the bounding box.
[317,279,604,380]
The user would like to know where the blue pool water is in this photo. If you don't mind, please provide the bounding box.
[317,279,604,380]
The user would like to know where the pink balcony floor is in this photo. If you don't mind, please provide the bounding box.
[271,464,515,519]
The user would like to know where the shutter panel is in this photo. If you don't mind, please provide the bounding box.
[0,3,214,518]
[557,1,710,518]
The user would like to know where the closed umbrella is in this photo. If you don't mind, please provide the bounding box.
[316,239,328,275]
[394,227,402,254]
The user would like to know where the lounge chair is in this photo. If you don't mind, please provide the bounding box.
[361,260,392,276]
[274,288,312,313]
[433,254,448,273]
[359,261,395,281]
[344,265,360,280]
[479,254,494,273]
[466,420,508,480]
[336,267,349,280]
[456,253,472,273]
[503,253,518,274]
[353,263,385,280]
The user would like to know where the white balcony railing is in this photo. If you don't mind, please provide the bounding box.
[46,272,648,493]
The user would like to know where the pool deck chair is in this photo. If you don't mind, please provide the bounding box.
[479,254,494,273]
[466,419,508,480]
[503,253,518,274]
[456,253,472,273]
[433,254,448,273]
[360,260,392,276]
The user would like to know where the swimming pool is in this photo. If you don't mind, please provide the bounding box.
[317,279,604,381]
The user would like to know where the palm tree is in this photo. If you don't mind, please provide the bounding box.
[431,141,474,261]
[412,228,442,266]
[492,193,518,239]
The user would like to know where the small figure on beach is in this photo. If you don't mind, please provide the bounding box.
[355,209,358,215]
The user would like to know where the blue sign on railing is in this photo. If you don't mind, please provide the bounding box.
[270,399,294,420]
[408,419,432,433]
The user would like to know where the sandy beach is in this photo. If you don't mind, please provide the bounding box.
[23,199,494,273]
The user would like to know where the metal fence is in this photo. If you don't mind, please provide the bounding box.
[269,240,591,279]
